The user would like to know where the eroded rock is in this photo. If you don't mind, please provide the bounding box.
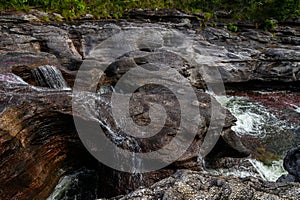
[0,10,299,200]
[0,78,246,199]
[0,81,95,199]
[110,170,300,200]
[0,16,299,89]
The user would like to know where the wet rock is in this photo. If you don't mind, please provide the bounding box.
[0,10,299,200]
[0,11,28,23]
[0,52,60,70]
[277,174,299,183]
[73,85,245,168]
[47,168,100,200]
[71,83,251,197]
[203,27,231,40]
[0,82,97,199]
[241,30,273,43]
[103,50,192,89]
[0,51,73,87]
[0,78,245,199]
[96,167,176,198]
[128,9,193,23]
[281,146,300,182]
[263,48,300,61]
[277,144,300,183]
[110,170,300,200]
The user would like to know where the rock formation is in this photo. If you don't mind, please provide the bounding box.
[278,145,300,183]
[110,170,300,200]
[0,9,299,199]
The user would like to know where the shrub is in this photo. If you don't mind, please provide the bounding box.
[227,22,238,32]
[263,19,278,31]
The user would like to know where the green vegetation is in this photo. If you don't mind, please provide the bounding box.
[227,22,238,32]
[203,12,214,20]
[263,19,278,31]
[0,0,299,21]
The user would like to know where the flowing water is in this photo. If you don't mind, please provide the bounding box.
[215,95,297,139]
[22,64,296,199]
[213,94,299,181]
[46,90,145,200]
[205,158,288,182]
[22,25,298,198]
[4,72,296,199]
[32,65,69,89]
[248,159,288,182]
[49,77,297,198]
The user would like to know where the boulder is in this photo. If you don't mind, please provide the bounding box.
[278,146,300,183]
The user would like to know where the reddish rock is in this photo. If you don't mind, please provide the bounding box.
[0,79,246,199]
[0,85,88,199]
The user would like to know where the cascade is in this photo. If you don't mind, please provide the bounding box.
[32,65,69,89]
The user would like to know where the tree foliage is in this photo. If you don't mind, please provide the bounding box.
[0,0,299,21]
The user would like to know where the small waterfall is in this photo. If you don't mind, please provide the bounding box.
[32,65,69,89]
[72,91,143,170]
[72,91,145,191]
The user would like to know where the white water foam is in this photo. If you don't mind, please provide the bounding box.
[248,159,288,182]
[206,159,287,182]
[213,95,291,181]
[214,95,295,138]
